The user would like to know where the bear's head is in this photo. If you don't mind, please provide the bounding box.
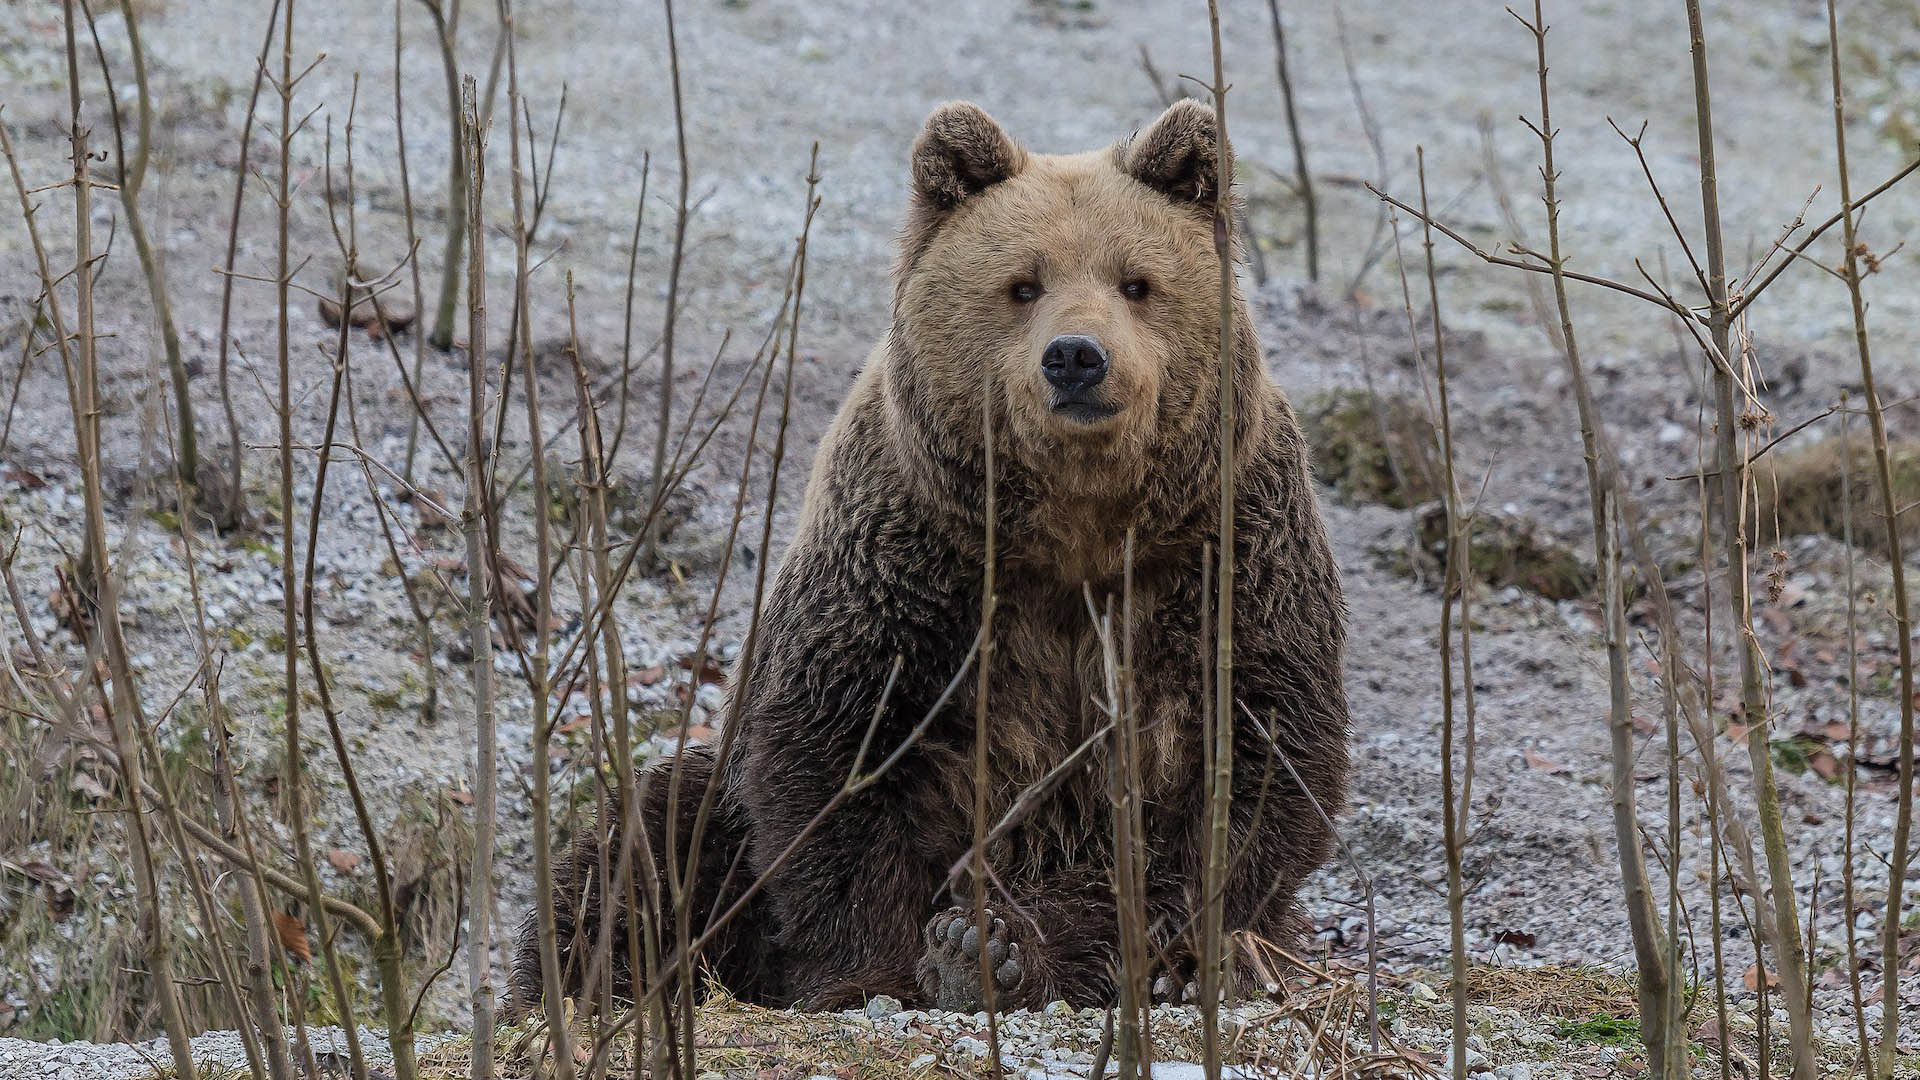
[885,99,1262,560]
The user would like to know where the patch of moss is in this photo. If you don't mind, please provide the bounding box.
[1415,504,1595,601]
[366,680,412,712]
[1300,388,1439,510]
[1769,734,1832,778]
[1756,437,1920,552]
[1555,1015,1640,1046]
[240,535,282,566]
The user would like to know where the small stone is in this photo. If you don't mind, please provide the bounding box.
[865,994,902,1017]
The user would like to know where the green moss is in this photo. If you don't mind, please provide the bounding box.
[240,535,281,566]
[364,673,420,713]
[1300,389,1439,510]
[1554,1015,1640,1045]
[1771,735,1814,775]
[1757,437,1920,552]
[1415,505,1595,601]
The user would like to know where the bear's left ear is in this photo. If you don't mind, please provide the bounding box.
[1120,98,1231,207]
[910,102,1027,212]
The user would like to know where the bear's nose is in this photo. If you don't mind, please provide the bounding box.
[1041,335,1110,393]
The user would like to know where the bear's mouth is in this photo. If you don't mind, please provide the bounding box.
[1050,393,1121,425]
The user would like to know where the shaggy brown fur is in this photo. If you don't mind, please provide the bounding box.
[510,98,1350,1016]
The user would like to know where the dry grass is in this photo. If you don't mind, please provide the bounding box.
[407,969,1439,1079]
[418,995,944,1080]
[1756,436,1920,553]
[1444,965,1637,1022]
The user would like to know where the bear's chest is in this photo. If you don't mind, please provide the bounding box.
[971,578,1201,853]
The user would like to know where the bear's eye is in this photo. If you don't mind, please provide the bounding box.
[1121,279,1151,301]
[1009,281,1042,305]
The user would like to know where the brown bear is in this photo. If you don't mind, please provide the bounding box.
[509,98,1350,1016]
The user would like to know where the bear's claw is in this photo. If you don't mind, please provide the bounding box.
[917,907,1022,1011]
[1151,974,1201,1004]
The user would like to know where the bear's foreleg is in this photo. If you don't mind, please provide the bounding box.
[749,780,956,1010]
[506,746,782,1017]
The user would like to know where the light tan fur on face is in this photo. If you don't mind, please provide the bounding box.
[885,101,1254,583]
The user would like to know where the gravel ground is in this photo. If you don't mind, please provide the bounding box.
[1,0,1919,1074]
[0,1025,453,1079]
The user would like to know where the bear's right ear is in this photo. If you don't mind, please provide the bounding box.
[909,102,1026,213]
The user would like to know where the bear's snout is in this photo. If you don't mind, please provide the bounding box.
[1041,334,1115,422]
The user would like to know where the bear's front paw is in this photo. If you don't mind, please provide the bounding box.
[915,907,1023,1012]
[1151,973,1200,1005]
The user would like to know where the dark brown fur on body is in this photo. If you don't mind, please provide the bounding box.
[511,99,1349,1016]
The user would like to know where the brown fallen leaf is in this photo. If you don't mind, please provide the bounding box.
[19,860,63,884]
[409,489,453,532]
[448,788,474,806]
[317,293,416,336]
[1691,1015,1723,1049]
[3,466,46,490]
[1523,748,1569,777]
[1808,749,1842,781]
[51,564,94,640]
[328,849,362,875]
[44,881,74,923]
[1773,640,1807,687]
[635,664,667,687]
[677,652,728,687]
[1743,963,1779,992]
[1493,929,1537,948]
[274,910,312,964]
[1809,721,1851,743]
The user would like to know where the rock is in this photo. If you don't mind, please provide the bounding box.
[865,994,902,1017]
